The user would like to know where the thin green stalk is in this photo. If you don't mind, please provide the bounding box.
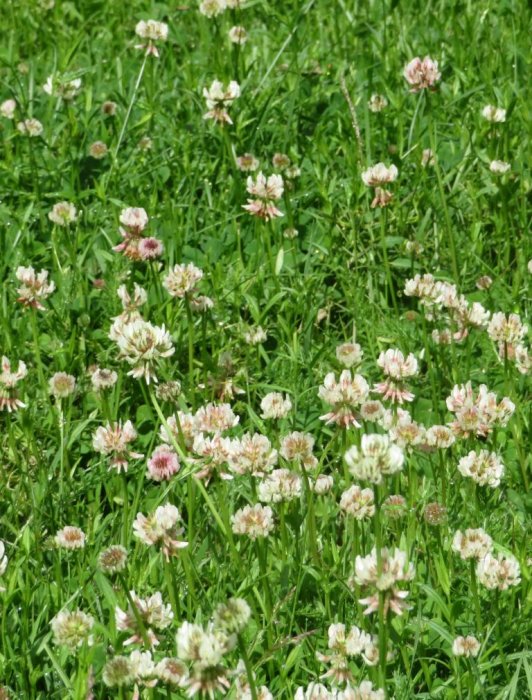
[238,634,258,700]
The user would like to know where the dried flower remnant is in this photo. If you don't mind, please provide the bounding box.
[318,369,369,427]
[231,503,275,539]
[133,503,188,559]
[382,494,408,520]
[489,160,510,174]
[17,118,43,136]
[476,275,493,290]
[0,357,27,412]
[345,434,404,484]
[368,94,388,112]
[403,56,441,92]
[43,74,82,100]
[51,610,94,651]
[340,485,375,519]
[242,172,284,220]
[452,528,492,560]
[203,80,240,124]
[0,99,16,119]
[452,636,481,658]
[135,20,169,57]
[92,420,143,472]
[102,100,117,116]
[99,545,128,574]
[156,380,181,402]
[482,105,506,123]
[49,372,76,399]
[163,263,204,298]
[111,318,174,383]
[54,526,86,550]
[476,552,521,590]
[423,502,448,525]
[457,449,504,488]
[89,140,108,159]
[147,444,180,481]
[354,547,414,615]
[15,266,55,310]
[236,153,260,171]
[116,590,173,646]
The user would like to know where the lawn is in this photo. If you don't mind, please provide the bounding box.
[0,0,530,698]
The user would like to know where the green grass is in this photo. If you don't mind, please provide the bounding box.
[0,0,530,698]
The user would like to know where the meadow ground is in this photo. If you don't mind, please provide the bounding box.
[0,0,531,698]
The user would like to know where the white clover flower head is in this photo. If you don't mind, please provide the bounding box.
[489,160,510,174]
[51,609,94,651]
[49,372,76,398]
[54,526,86,550]
[242,172,284,220]
[231,504,275,539]
[1,98,17,119]
[336,342,363,367]
[48,201,77,226]
[229,25,248,44]
[43,74,82,100]
[452,528,493,560]
[318,370,370,427]
[0,356,27,412]
[452,636,481,658]
[15,266,55,309]
[229,433,277,476]
[345,434,404,484]
[199,0,227,18]
[482,105,506,123]
[361,163,398,187]
[260,392,292,419]
[257,468,302,503]
[17,118,44,136]
[163,263,204,298]
[111,318,175,384]
[476,552,521,590]
[368,94,388,112]
[92,420,143,472]
[404,56,441,92]
[457,449,504,487]
[203,79,240,124]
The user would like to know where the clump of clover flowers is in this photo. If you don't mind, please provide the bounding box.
[102,596,253,695]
